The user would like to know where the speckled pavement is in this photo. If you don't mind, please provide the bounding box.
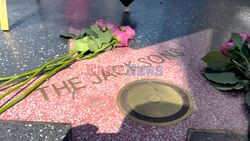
[2,0,250,77]
[0,30,248,141]
[1,0,250,140]
[186,129,248,141]
[0,120,71,141]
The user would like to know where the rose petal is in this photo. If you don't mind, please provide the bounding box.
[239,32,250,41]
[121,26,136,39]
[225,41,234,49]
[96,20,119,32]
[113,30,129,47]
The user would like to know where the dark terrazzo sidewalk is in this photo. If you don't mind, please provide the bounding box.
[0,120,71,141]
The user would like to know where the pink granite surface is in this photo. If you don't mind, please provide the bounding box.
[0,30,248,141]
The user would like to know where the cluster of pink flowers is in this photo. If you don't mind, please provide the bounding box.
[96,20,136,47]
[220,32,250,56]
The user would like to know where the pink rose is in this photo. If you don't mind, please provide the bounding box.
[220,32,250,56]
[239,32,249,41]
[96,20,119,32]
[113,30,130,47]
[112,26,136,47]
[220,40,234,56]
[120,26,136,39]
[96,20,136,47]
[239,32,250,42]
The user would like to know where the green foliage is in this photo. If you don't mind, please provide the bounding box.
[99,30,112,44]
[202,33,250,106]
[87,38,99,52]
[90,24,112,44]
[0,21,124,114]
[241,44,250,59]
[90,24,102,35]
[202,51,230,71]
[84,28,98,38]
[203,72,239,84]
[74,37,89,53]
[72,23,114,53]
[231,33,243,50]
[212,83,244,91]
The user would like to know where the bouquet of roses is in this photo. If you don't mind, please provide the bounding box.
[0,20,135,114]
[202,32,250,106]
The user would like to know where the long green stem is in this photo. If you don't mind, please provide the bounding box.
[80,41,117,60]
[0,53,82,114]
[0,41,116,114]
[0,51,76,100]
[231,61,250,80]
[0,42,116,83]
[237,66,250,80]
[0,62,63,82]
[235,52,250,68]
[231,60,248,71]
[0,51,75,88]
[0,61,65,82]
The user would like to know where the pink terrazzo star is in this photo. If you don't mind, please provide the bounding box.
[0,29,248,141]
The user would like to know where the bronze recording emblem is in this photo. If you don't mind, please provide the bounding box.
[117,79,194,126]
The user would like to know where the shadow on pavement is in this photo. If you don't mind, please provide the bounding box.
[63,102,189,141]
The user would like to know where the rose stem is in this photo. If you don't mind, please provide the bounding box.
[80,41,117,60]
[0,41,116,82]
[0,51,75,88]
[0,53,83,114]
[0,51,76,100]
[0,41,117,114]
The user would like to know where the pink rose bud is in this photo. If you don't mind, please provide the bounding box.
[96,20,119,32]
[226,41,234,49]
[113,30,130,47]
[239,32,250,41]
[121,26,136,39]
[219,40,235,56]
[96,20,136,47]
[96,20,106,29]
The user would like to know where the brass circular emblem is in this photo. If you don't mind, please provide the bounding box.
[117,79,194,126]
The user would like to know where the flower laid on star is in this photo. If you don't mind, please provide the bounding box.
[96,20,136,47]
[202,32,250,106]
[220,32,250,56]
[0,20,136,114]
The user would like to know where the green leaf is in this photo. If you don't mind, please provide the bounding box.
[60,32,76,39]
[212,82,244,91]
[90,24,101,34]
[228,47,242,60]
[74,37,89,53]
[202,51,230,71]
[240,80,250,91]
[204,72,239,84]
[241,45,250,59]
[231,33,243,50]
[87,38,99,52]
[95,39,102,48]
[248,43,250,50]
[84,28,98,38]
[245,91,250,106]
[99,30,112,44]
